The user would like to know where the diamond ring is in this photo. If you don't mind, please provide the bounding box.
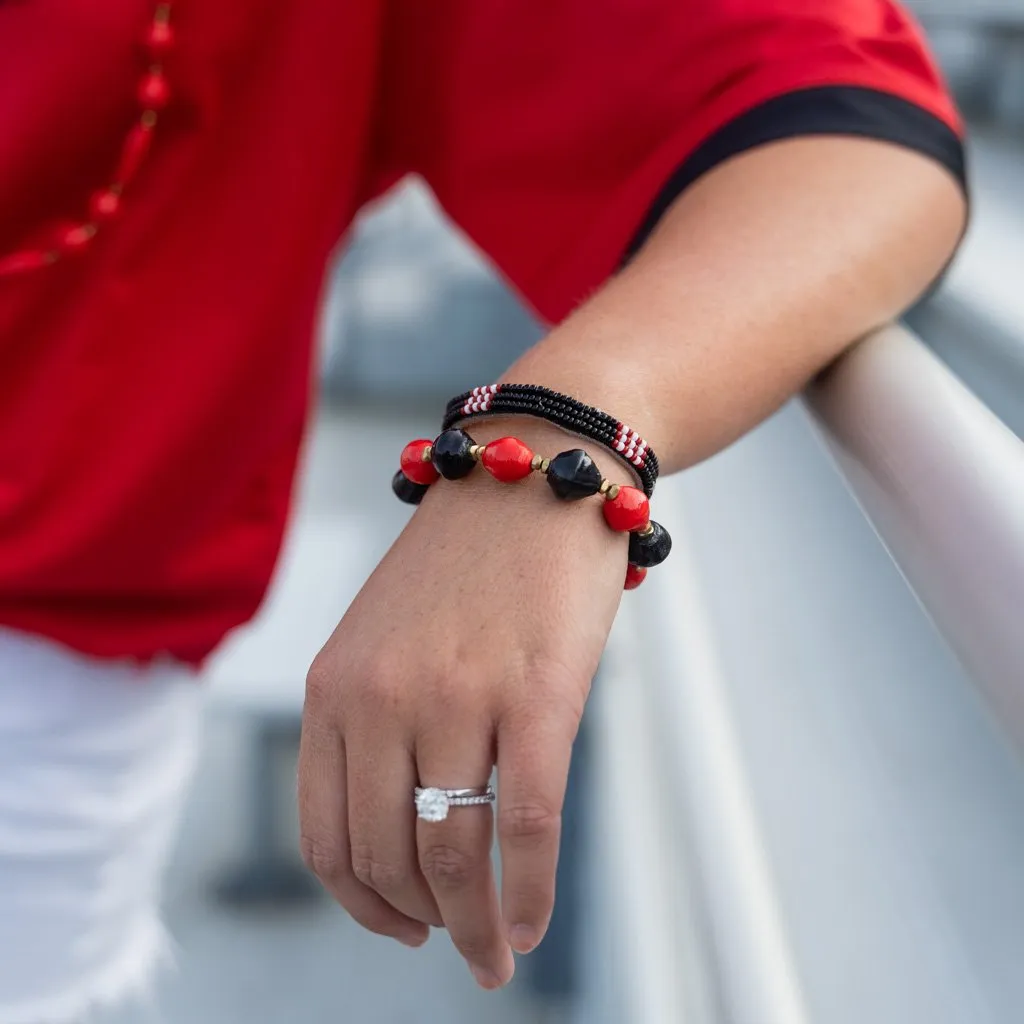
[415,785,496,823]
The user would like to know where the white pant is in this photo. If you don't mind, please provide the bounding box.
[0,628,202,1024]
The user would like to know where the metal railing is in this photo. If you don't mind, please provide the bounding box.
[600,319,1024,1023]
[806,322,1024,727]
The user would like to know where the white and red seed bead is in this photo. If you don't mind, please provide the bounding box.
[400,439,440,485]
[624,564,647,590]
[614,424,649,468]
[602,485,650,532]
[461,384,500,416]
[481,436,534,482]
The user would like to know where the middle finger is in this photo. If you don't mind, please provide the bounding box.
[347,733,443,926]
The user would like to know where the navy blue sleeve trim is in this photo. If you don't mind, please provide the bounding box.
[624,85,967,261]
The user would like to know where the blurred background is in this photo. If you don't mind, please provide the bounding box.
[110,4,1024,1022]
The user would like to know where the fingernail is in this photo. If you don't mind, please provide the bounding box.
[469,964,502,989]
[510,924,538,953]
[398,932,427,948]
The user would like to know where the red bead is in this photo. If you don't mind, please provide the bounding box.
[145,20,175,54]
[602,485,650,532]
[89,189,121,221]
[115,123,154,184]
[400,440,440,486]
[138,72,171,109]
[0,250,54,275]
[624,564,647,590]
[59,224,97,252]
[481,436,534,482]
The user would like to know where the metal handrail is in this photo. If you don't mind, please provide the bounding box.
[598,320,1024,1024]
[603,497,813,1024]
[805,322,1024,726]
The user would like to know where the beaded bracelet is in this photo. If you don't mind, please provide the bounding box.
[392,428,672,590]
[443,385,660,498]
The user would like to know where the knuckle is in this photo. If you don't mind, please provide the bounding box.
[419,843,478,889]
[304,658,336,710]
[345,661,404,712]
[513,657,589,721]
[358,677,403,714]
[350,846,407,893]
[300,834,349,883]
[498,804,561,844]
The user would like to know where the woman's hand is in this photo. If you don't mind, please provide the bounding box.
[297,418,628,989]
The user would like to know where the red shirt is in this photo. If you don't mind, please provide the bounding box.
[0,1,962,664]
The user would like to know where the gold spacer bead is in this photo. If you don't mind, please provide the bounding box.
[639,522,654,536]
[598,479,611,495]
[469,444,484,460]
[140,110,158,130]
[421,446,434,462]
[605,484,620,501]
[540,457,550,473]
[530,454,544,472]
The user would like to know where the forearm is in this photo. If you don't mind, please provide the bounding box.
[505,136,967,473]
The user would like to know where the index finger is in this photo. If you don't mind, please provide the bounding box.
[496,698,580,954]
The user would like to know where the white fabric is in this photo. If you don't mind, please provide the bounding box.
[0,628,202,1024]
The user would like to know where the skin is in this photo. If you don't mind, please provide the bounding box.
[297,136,967,988]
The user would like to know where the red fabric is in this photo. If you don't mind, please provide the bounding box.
[0,0,960,664]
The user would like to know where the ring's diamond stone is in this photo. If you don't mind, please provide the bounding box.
[415,787,450,822]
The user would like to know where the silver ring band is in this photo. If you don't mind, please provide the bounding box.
[415,785,496,822]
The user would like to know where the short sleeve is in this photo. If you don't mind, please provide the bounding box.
[368,0,965,325]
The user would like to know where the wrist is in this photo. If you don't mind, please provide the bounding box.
[501,334,663,468]
[394,418,671,591]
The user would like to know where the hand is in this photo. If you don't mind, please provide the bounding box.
[297,419,627,988]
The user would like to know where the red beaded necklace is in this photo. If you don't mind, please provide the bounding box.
[0,2,175,279]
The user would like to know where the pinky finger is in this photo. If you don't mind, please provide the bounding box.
[298,718,428,946]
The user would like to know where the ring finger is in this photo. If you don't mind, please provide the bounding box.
[414,717,513,989]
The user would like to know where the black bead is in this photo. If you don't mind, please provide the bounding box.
[392,470,429,505]
[628,521,672,567]
[546,449,603,500]
[431,428,478,479]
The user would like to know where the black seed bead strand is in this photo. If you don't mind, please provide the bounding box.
[443,385,661,482]
[443,390,658,497]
